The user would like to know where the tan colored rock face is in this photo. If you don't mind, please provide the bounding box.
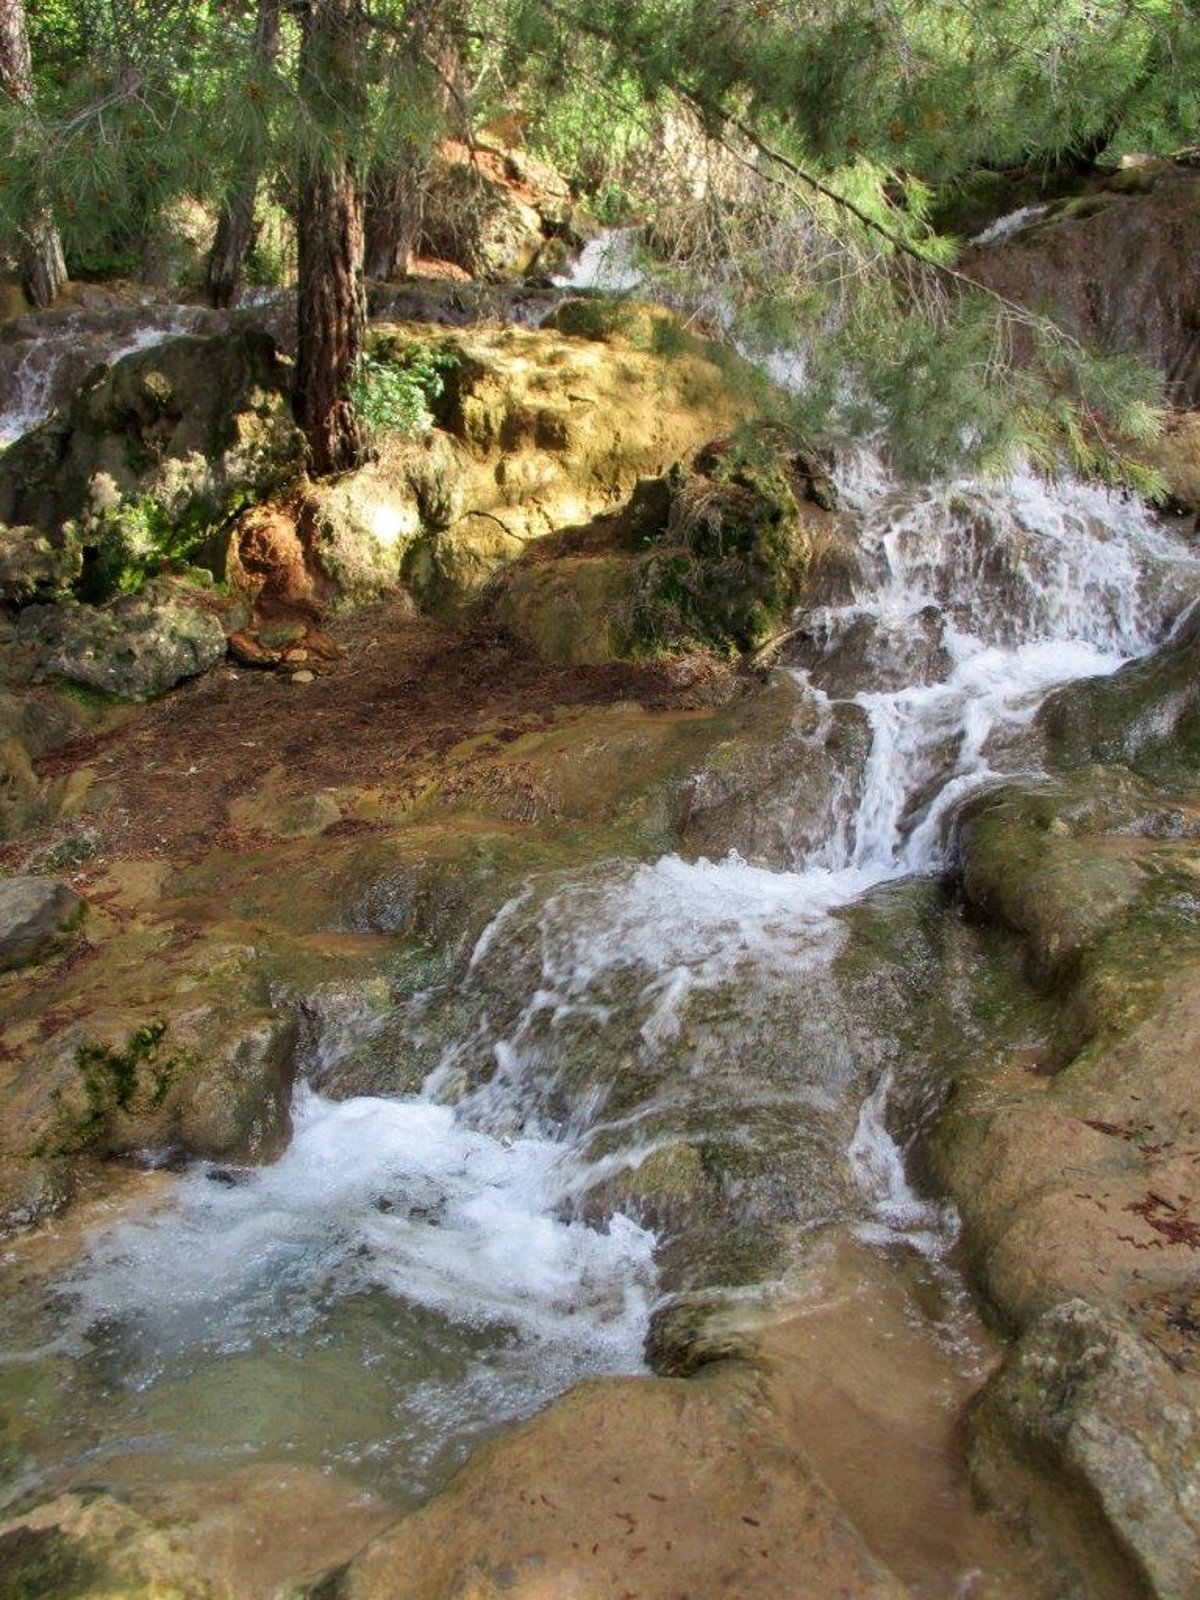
[340,1367,909,1600]
[288,316,754,616]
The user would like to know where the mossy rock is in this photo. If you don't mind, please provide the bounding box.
[628,436,818,655]
[1038,602,1200,790]
[0,330,302,602]
[0,1496,212,1600]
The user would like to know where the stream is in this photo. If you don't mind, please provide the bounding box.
[2,290,1200,1595]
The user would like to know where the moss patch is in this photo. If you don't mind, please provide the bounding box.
[0,1526,107,1600]
[36,1020,191,1157]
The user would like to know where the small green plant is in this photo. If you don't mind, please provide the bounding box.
[350,345,457,442]
[36,1020,185,1156]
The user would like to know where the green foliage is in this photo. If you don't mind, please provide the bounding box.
[74,498,227,603]
[350,344,457,442]
[37,1019,178,1156]
[9,0,1196,487]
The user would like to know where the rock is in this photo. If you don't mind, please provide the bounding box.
[17,590,227,700]
[962,165,1200,405]
[226,765,342,837]
[627,437,844,655]
[282,317,754,615]
[337,1367,909,1600]
[970,1300,1200,1600]
[34,1004,297,1165]
[789,605,952,699]
[418,142,578,281]
[0,328,303,600]
[1038,598,1200,789]
[953,774,1150,988]
[490,551,640,664]
[0,876,85,972]
[0,524,81,604]
[0,738,44,840]
[680,673,872,867]
[0,1492,214,1600]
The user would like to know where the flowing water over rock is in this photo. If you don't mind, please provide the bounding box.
[3,398,1199,1589]
[0,302,230,448]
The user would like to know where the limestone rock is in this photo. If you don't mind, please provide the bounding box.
[284,317,753,616]
[0,876,85,972]
[18,591,227,700]
[0,1492,214,1600]
[336,1367,909,1600]
[1038,597,1200,789]
[971,1300,1200,1600]
[33,1005,297,1166]
[0,329,303,601]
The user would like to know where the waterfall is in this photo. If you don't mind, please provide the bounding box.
[27,442,1195,1513]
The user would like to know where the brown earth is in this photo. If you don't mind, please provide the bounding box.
[8,607,737,872]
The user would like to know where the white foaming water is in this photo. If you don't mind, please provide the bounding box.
[62,1088,654,1398]
[849,1071,956,1257]
[551,228,643,293]
[966,203,1050,248]
[49,421,1200,1494]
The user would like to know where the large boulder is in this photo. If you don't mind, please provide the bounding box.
[0,329,302,602]
[17,588,228,700]
[336,1367,908,1600]
[962,164,1200,405]
[265,314,757,617]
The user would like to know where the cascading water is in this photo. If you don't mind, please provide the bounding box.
[4,254,1200,1585]
[0,302,243,448]
[5,443,1192,1534]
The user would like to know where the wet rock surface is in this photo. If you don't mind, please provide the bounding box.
[970,1300,1200,1600]
[922,610,1200,1599]
[963,164,1200,404]
[336,1366,910,1600]
[0,875,85,972]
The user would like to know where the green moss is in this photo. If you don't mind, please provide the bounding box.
[36,1020,193,1156]
[628,434,813,656]
[0,1527,107,1600]
[75,497,235,603]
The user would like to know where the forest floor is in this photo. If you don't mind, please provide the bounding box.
[5,601,737,872]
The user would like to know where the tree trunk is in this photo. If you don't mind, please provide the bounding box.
[206,0,282,308]
[362,0,464,282]
[295,0,367,476]
[0,0,67,307]
[364,163,424,281]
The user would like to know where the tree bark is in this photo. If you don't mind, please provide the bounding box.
[0,0,67,307]
[207,0,282,308]
[295,0,367,477]
[364,162,424,282]
[362,0,464,282]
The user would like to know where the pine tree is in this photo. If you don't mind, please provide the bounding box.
[294,0,368,475]
[0,0,67,305]
[5,0,1198,481]
[206,0,282,309]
